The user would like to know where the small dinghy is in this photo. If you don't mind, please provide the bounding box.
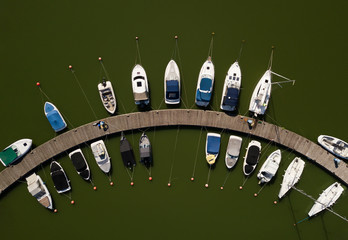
[50,161,71,194]
[220,61,242,111]
[131,64,150,106]
[139,133,152,167]
[205,133,221,165]
[308,182,344,217]
[318,135,348,160]
[98,77,116,114]
[195,56,215,107]
[91,140,111,174]
[243,140,261,176]
[257,149,281,184]
[44,102,67,132]
[26,173,53,210]
[0,139,32,167]
[278,157,305,199]
[68,149,91,181]
[225,135,242,169]
[120,134,136,168]
[164,60,180,104]
[249,70,272,117]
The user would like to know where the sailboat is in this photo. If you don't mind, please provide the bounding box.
[278,157,305,198]
[98,77,116,114]
[220,61,242,111]
[195,56,215,107]
[164,60,180,104]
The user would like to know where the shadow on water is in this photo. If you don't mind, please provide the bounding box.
[287,195,303,240]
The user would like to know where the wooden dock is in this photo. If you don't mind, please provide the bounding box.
[0,109,346,194]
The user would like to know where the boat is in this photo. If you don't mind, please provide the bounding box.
[139,133,152,167]
[278,157,305,198]
[120,134,136,168]
[164,60,180,104]
[26,173,53,210]
[91,140,111,174]
[68,149,91,181]
[131,64,150,106]
[220,61,242,111]
[195,56,215,107]
[44,102,67,132]
[225,135,242,169]
[50,161,71,193]
[98,77,116,114]
[257,149,281,184]
[318,135,348,160]
[205,133,221,165]
[249,70,272,117]
[243,140,261,176]
[308,182,344,217]
[0,139,32,167]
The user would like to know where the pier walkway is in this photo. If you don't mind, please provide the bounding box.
[0,109,346,194]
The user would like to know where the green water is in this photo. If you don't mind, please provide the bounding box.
[0,0,348,239]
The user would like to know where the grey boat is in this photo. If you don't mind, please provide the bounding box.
[225,135,242,169]
[139,133,152,167]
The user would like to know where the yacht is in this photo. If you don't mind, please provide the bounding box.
[195,56,215,107]
[257,149,281,184]
[249,70,272,117]
[220,61,241,111]
[131,64,149,106]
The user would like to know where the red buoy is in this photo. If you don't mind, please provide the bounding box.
[205,184,209,188]
[135,36,139,40]
[220,186,224,190]
[131,181,134,186]
[36,82,40,86]
[93,186,97,190]
[190,177,194,181]
[149,177,152,181]
[254,193,258,197]
[239,186,243,190]
[110,182,114,186]
[71,200,75,205]
[68,65,72,69]
[54,209,58,213]
[167,183,171,187]
[98,57,102,61]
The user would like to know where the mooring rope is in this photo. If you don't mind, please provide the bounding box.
[191,126,203,180]
[135,37,142,66]
[207,32,215,59]
[236,40,246,62]
[168,126,180,185]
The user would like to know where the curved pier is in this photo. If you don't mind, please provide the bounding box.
[0,109,346,194]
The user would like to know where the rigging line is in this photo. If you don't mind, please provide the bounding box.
[168,126,180,183]
[236,40,246,62]
[271,71,295,83]
[191,126,203,179]
[69,67,98,120]
[267,47,275,70]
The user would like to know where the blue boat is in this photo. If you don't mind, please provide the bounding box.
[205,133,221,165]
[44,102,67,132]
[220,61,242,111]
[195,56,215,107]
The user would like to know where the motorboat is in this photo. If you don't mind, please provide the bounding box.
[164,60,180,104]
[0,139,32,167]
[249,70,272,117]
[120,134,136,168]
[26,173,53,210]
[91,140,111,174]
[44,102,67,132]
[50,161,71,193]
[68,149,91,181]
[308,182,344,217]
[243,140,261,176]
[318,135,348,160]
[139,133,152,167]
[98,77,116,114]
[257,149,281,184]
[278,157,305,198]
[220,61,241,111]
[131,64,150,106]
[195,56,215,107]
[205,133,221,165]
[225,135,242,169]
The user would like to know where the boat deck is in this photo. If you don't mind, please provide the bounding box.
[0,109,347,194]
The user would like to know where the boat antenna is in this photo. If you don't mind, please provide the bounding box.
[207,32,215,59]
[267,46,275,70]
[236,40,246,62]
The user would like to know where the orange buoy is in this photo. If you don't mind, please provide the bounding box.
[110,181,114,186]
[220,186,224,190]
[167,183,171,187]
[274,201,278,204]
[190,177,194,181]
[135,36,139,40]
[175,35,178,39]
[205,184,209,188]
[93,186,97,190]
[98,57,102,61]
[36,82,40,86]
[54,209,58,213]
[149,177,152,181]
[68,65,72,69]
[239,186,243,190]
[254,193,258,197]
[131,182,134,186]
[71,200,75,205]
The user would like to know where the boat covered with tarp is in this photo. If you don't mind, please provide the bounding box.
[69,149,91,181]
[50,161,71,194]
[243,140,261,176]
[195,56,214,107]
[120,134,136,168]
[139,133,152,167]
[205,133,221,165]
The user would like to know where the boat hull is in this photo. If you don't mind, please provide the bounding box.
[164,60,180,104]
[225,135,242,169]
[44,102,67,132]
[50,161,71,193]
[220,61,242,111]
[318,135,348,160]
[91,140,111,174]
[139,133,152,166]
[132,64,150,106]
[98,80,116,114]
[195,58,215,107]
[257,149,281,184]
[26,173,53,210]
[0,138,32,167]
[69,149,91,181]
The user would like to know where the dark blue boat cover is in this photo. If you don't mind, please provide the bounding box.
[200,78,212,91]
[223,88,239,107]
[207,135,221,154]
[166,80,179,100]
[196,90,212,102]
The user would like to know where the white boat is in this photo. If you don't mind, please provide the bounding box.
[26,173,53,210]
[98,77,116,114]
[50,161,71,194]
[195,56,215,107]
[243,140,261,176]
[257,149,281,184]
[220,61,242,111]
[318,135,348,160]
[44,102,67,132]
[225,135,242,169]
[131,64,150,106]
[249,70,272,117]
[0,139,32,167]
[164,60,180,104]
[308,182,344,217]
[69,149,91,181]
[278,157,305,199]
[91,140,111,174]
[205,133,221,165]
